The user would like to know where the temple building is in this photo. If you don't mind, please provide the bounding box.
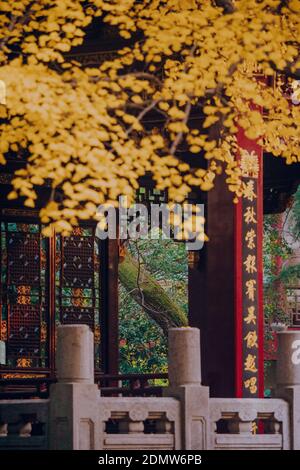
[1,22,300,400]
[1,16,300,452]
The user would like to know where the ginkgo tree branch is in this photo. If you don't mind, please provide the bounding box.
[168,43,197,155]
[0,16,18,52]
[118,251,188,337]
[125,98,161,136]
[169,99,192,155]
[0,1,38,52]
[270,56,300,81]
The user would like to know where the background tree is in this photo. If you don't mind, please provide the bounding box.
[264,186,300,330]
[0,1,299,233]
[119,237,188,373]
[119,243,188,336]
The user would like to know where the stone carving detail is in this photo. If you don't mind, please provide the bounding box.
[100,407,112,422]
[274,405,285,422]
[191,417,206,450]
[165,408,178,422]
[209,397,290,450]
[239,407,257,422]
[210,407,223,423]
[0,423,8,436]
[128,405,148,422]
[19,421,32,437]
[99,396,180,444]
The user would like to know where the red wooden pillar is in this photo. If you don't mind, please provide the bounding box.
[234,128,264,398]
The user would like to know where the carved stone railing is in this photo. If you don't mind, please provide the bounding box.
[99,396,180,450]
[209,398,290,450]
[49,325,200,450]
[1,326,297,450]
[0,399,49,449]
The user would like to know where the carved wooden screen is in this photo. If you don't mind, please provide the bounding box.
[55,227,101,369]
[287,287,300,327]
[0,220,103,373]
[0,221,49,368]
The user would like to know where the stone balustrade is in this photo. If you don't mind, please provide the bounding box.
[0,326,300,450]
[100,396,180,450]
[0,399,49,449]
[209,397,290,450]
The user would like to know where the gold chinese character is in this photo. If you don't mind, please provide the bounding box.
[244,306,256,324]
[244,353,258,372]
[251,422,258,435]
[244,377,257,394]
[240,150,259,179]
[245,229,256,250]
[244,207,257,224]
[244,330,258,349]
[244,255,257,274]
[243,180,257,202]
[245,280,256,301]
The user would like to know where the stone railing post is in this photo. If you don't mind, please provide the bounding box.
[164,327,210,450]
[275,331,300,450]
[49,325,101,450]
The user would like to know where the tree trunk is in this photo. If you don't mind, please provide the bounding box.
[118,253,188,336]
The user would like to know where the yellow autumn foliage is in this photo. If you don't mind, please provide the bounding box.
[0,0,299,232]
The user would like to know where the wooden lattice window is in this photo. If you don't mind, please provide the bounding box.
[287,288,300,327]
[0,220,103,372]
[55,227,101,369]
[0,222,49,368]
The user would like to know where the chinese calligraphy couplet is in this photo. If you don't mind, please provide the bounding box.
[235,127,264,398]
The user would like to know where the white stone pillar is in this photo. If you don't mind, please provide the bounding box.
[276,331,300,449]
[164,327,210,450]
[168,327,201,386]
[49,325,101,450]
[56,324,94,384]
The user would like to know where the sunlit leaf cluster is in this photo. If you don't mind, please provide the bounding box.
[0,0,299,232]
